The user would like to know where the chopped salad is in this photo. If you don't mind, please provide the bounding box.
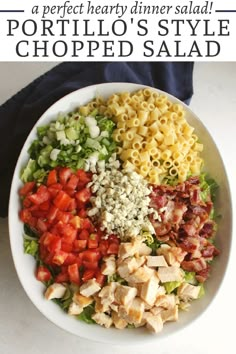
[18,88,219,334]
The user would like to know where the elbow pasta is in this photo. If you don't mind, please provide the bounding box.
[80,88,204,185]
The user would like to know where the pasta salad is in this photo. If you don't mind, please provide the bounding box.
[18,88,219,334]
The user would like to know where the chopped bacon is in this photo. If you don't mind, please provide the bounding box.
[149,176,219,282]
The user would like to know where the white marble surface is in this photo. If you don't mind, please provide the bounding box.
[0,62,235,354]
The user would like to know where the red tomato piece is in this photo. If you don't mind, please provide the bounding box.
[47,169,58,186]
[95,269,106,287]
[78,229,90,240]
[39,200,50,211]
[69,216,81,229]
[19,181,36,197]
[56,210,71,224]
[63,252,78,265]
[36,218,48,233]
[80,218,93,230]
[47,205,59,222]
[52,250,68,265]
[54,272,69,283]
[66,174,79,190]
[53,190,72,211]
[73,239,87,251]
[59,223,77,243]
[61,241,73,253]
[78,208,87,218]
[29,185,50,205]
[107,242,119,255]
[36,265,51,282]
[82,269,95,282]
[75,188,91,203]
[88,239,98,249]
[47,236,61,253]
[81,249,101,262]
[82,260,99,270]
[48,183,63,198]
[99,240,109,256]
[59,167,72,185]
[68,264,80,285]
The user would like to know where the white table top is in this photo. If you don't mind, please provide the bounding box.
[0,62,235,354]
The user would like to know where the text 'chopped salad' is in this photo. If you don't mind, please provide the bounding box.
[18,88,219,334]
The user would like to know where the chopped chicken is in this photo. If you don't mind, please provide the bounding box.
[146,314,163,333]
[68,301,84,315]
[44,283,66,300]
[157,266,184,282]
[94,294,110,313]
[119,297,145,324]
[177,282,201,300]
[155,294,176,309]
[114,284,137,306]
[98,282,117,307]
[161,305,178,322]
[117,257,140,278]
[92,312,113,328]
[118,238,142,260]
[140,275,160,306]
[73,292,93,307]
[80,279,101,297]
[112,311,128,329]
[127,265,154,283]
[137,242,152,256]
[157,245,187,266]
[101,255,116,276]
[150,306,164,316]
[146,255,168,268]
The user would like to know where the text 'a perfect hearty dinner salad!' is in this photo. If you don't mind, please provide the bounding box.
[18,88,219,334]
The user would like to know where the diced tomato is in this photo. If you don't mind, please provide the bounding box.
[83,260,99,270]
[82,269,95,282]
[31,209,48,219]
[48,183,63,198]
[36,265,51,282]
[36,218,48,233]
[54,272,69,283]
[99,240,109,256]
[88,239,98,249]
[78,229,90,240]
[63,252,78,265]
[75,188,91,203]
[77,169,92,187]
[68,263,80,285]
[19,209,32,223]
[78,208,87,218]
[47,169,58,186]
[73,239,87,251]
[53,190,72,211]
[47,236,61,253]
[80,218,93,230]
[59,167,72,185]
[95,269,106,287]
[61,241,73,253]
[81,249,101,262]
[66,174,79,190]
[70,215,81,229]
[108,234,120,244]
[39,200,50,211]
[28,185,50,205]
[47,205,59,222]
[19,181,36,196]
[67,198,77,211]
[23,196,32,208]
[52,250,68,265]
[59,223,77,243]
[107,242,119,255]
[56,210,71,224]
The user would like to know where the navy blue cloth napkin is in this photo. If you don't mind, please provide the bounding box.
[0,62,194,217]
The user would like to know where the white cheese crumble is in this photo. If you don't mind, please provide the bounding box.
[87,154,160,240]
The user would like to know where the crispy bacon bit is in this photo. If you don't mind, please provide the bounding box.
[150,176,219,282]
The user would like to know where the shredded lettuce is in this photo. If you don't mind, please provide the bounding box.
[164,281,181,294]
[77,304,96,324]
[24,238,39,257]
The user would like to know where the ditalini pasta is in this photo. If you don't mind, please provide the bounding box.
[79,88,204,184]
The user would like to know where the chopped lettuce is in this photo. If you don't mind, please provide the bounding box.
[24,238,39,257]
[21,111,117,182]
[77,304,96,324]
[164,281,181,294]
